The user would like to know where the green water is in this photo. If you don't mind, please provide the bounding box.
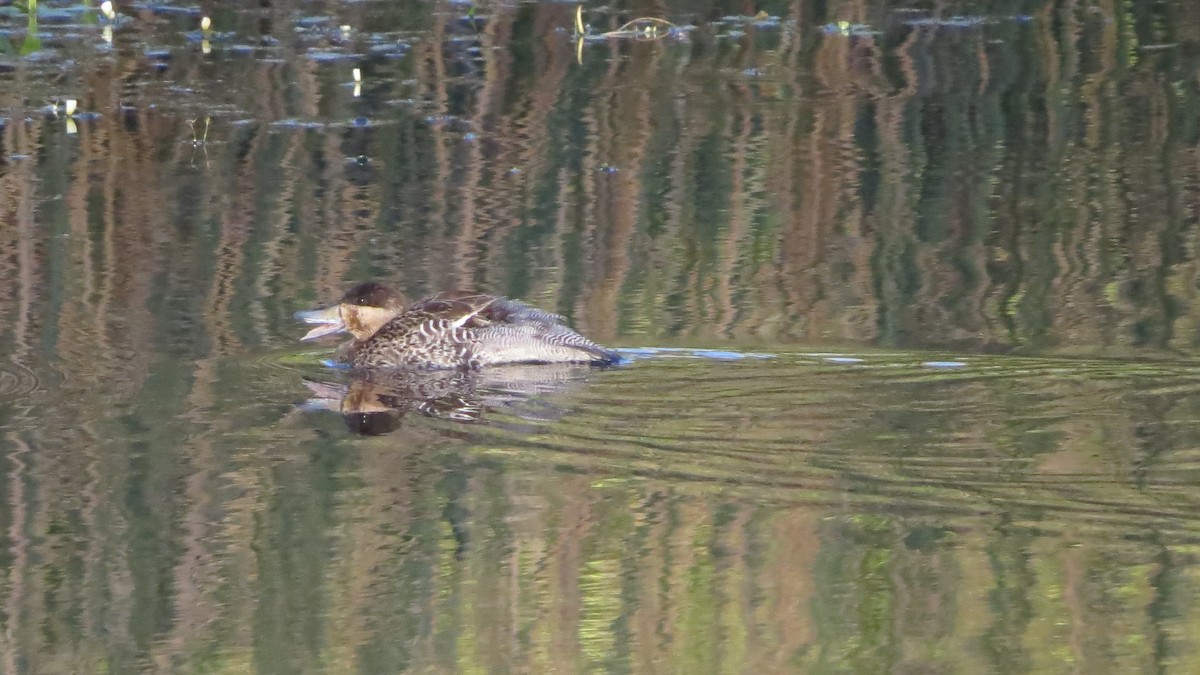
[3,0,1200,672]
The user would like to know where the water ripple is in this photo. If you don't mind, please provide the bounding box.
[452,352,1200,538]
[0,361,40,399]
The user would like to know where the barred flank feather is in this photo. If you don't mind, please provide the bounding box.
[470,323,620,366]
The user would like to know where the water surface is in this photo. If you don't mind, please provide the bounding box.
[3,0,1200,672]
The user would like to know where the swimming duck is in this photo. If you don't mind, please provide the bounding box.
[295,282,620,369]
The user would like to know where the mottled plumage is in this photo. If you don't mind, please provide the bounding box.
[296,282,620,370]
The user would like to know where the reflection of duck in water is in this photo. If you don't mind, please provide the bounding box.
[300,364,597,435]
[295,282,620,369]
[300,369,482,435]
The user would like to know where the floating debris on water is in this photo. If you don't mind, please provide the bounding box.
[31,8,74,22]
[184,29,235,43]
[307,49,359,62]
[369,43,409,58]
[128,2,201,17]
[296,16,334,29]
[271,118,327,129]
[821,22,879,36]
[896,14,1039,29]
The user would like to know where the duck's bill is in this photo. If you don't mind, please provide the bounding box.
[294,306,346,341]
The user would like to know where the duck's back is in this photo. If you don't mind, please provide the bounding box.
[414,292,567,328]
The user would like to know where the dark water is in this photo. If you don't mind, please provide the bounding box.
[4,0,1200,671]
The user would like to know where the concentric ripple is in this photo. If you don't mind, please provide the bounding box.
[0,360,41,399]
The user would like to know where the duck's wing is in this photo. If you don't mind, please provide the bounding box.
[484,298,567,326]
[414,292,567,328]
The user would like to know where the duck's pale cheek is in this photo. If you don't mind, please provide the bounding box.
[356,306,398,335]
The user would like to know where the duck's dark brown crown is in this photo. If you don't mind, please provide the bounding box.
[341,282,400,308]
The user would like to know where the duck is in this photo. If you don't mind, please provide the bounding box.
[295,282,620,369]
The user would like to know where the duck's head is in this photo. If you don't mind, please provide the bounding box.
[295,282,407,341]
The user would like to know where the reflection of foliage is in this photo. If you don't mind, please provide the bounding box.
[6,0,1193,354]
[11,0,40,56]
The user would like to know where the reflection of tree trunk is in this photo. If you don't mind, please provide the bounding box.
[152,359,221,669]
[3,117,44,675]
[578,44,653,341]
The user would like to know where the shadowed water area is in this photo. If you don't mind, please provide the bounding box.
[3,0,1200,671]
